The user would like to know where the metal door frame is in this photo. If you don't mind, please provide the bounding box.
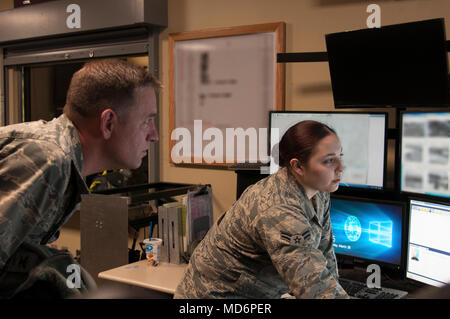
[0,26,162,182]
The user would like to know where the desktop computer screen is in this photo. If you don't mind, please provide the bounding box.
[406,199,450,287]
[270,111,387,190]
[400,112,450,199]
[330,196,404,267]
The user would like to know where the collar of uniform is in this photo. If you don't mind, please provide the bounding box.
[280,167,320,222]
[54,114,89,194]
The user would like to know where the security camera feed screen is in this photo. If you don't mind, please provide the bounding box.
[270,112,386,190]
[330,197,403,266]
[401,112,450,198]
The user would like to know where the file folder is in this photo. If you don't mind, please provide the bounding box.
[157,205,169,263]
[167,205,183,264]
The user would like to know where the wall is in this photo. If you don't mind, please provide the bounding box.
[158,0,450,223]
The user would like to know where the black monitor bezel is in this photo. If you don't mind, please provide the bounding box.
[405,196,450,287]
[398,109,450,201]
[268,110,389,192]
[325,18,450,109]
[330,194,408,275]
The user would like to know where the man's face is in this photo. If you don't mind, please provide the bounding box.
[111,85,158,169]
[300,134,344,193]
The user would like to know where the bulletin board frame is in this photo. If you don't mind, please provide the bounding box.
[169,22,286,167]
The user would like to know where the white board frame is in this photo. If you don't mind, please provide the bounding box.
[169,22,285,166]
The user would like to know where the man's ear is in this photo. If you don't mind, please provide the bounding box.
[289,158,305,177]
[99,109,117,140]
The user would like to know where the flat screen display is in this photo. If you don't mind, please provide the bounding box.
[325,18,450,108]
[330,196,404,267]
[270,111,386,190]
[400,112,450,198]
[407,199,450,287]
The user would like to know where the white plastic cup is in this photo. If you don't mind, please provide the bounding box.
[143,238,162,266]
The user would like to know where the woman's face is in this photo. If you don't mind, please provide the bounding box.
[295,134,344,193]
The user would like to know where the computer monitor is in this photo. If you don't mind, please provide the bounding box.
[325,18,450,108]
[400,111,450,199]
[269,111,387,190]
[406,199,450,287]
[330,195,405,270]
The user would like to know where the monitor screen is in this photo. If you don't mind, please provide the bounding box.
[269,111,386,190]
[400,112,450,199]
[325,18,450,108]
[330,196,404,267]
[406,199,450,287]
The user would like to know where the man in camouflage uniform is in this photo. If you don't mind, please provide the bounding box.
[0,116,88,266]
[175,167,349,299]
[0,59,159,298]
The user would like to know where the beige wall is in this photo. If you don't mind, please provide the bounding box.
[1,0,449,256]
[159,0,450,222]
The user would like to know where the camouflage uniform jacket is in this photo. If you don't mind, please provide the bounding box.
[175,167,349,299]
[0,114,89,269]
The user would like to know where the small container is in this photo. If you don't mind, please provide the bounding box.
[143,238,162,266]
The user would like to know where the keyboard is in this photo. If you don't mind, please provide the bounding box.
[339,278,408,299]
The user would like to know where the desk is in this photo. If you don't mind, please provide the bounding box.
[98,260,188,295]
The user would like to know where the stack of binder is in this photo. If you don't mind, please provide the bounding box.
[158,203,183,264]
[157,185,213,264]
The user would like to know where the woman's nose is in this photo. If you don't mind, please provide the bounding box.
[336,158,344,173]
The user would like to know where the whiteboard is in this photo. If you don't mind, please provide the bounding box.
[169,23,285,165]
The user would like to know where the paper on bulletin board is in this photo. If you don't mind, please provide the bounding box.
[173,32,277,163]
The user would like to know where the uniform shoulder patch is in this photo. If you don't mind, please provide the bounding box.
[280,230,311,246]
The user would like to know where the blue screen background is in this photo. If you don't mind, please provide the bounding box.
[330,198,403,265]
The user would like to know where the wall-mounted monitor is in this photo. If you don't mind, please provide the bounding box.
[325,18,450,108]
[269,111,387,190]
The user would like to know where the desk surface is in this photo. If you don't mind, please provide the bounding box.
[98,260,188,295]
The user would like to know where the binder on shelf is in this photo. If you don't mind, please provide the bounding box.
[167,205,183,264]
[157,205,169,263]
[186,185,213,252]
[156,184,212,263]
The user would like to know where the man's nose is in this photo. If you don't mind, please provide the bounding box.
[148,122,159,143]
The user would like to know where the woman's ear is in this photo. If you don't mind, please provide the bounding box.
[99,109,117,140]
[289,158,304,177]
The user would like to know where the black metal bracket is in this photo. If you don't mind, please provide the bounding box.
[387,128,399,140]
[92,182,210,206]
[277,52,328,63]
[277,40,449,63]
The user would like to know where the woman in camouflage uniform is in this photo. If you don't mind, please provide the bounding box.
[175,120,349,299]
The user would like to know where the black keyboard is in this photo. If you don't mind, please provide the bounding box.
[339,278,408,299]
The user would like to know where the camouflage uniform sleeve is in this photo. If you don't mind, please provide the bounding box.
[318,199,339,280]
[0,139,67,269]
[252,206,349,299]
